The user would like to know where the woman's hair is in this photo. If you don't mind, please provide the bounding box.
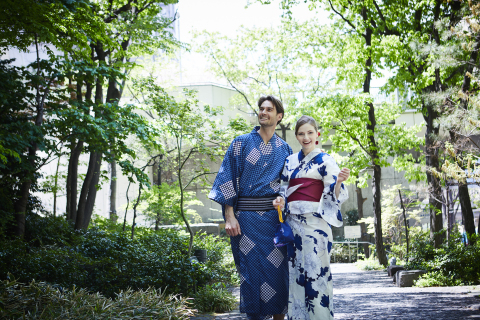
[257,95,284,125]
[295,115,318,135]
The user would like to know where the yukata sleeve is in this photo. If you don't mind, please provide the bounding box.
[316,154,348,227]
[208,138,242,213]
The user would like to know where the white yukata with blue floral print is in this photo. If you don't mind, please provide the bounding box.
[279,148,348,320]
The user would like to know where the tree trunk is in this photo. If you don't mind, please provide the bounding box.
[109,158,117,221]
[356,183,369,258]
[362,11,387,266]
[83,152,103,229]
[459,183,476,242]
[424,101,444,248]
[66,141,83,222]
[53,155,61,216]
[14,34,45,237]
[75,151,97,229]
[279,123,287,141]
[14,178,32,237]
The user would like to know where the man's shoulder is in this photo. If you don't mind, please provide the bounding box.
[274,135,292,154]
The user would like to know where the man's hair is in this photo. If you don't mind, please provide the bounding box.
[257,95,284,125]
[295,115,318,135]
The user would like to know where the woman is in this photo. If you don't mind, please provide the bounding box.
[273,115,350,319]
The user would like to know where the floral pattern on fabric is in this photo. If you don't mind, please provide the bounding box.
[280,149,348,320]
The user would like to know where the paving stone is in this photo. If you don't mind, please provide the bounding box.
[191,263,480,320]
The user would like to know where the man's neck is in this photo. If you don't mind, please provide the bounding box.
[258,125,276,144]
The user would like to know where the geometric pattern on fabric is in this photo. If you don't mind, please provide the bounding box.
[240,274,246,285]
[219,180,236,200]
[270,179,280,192]
[263,162,268,167]
[267,247,284,268]
[257,211,265,216]
[240,235,255,255]
[234,140,242,157]
[260,282,276,303]
[275,136,283,147]
[246,148,261,165]
[260,141,272,155]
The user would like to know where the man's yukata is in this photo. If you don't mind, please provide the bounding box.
[209,126,292,320]
[279,148,348,320]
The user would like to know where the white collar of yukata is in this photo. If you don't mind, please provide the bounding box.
[299,147,324,162]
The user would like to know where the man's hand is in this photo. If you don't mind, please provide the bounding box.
[273,196,285,210]
[225,205,241,236]
[337,168,350,184]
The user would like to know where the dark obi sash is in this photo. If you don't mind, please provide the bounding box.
[288,178,324,202]
[236,194,279,211]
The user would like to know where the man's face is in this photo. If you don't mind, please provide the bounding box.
[258,100,282,127]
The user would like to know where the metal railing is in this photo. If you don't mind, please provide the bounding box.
[332,241,391,263]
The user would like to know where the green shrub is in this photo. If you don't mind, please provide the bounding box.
[193,233,238,285]
[414,271,464,287]
[355,258,384,271]
[192,283,237,313]
[0,277,194,319]
[0,215,236,298]
[405,231,480,286]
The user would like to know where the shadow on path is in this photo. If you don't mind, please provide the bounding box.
[191,263,480,319]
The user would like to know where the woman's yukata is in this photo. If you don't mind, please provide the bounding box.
[279,148,348,320]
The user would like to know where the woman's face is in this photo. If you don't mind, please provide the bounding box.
[296,123,318,152]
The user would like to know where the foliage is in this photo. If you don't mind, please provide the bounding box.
[194,20,330,127]
[343,209,359,226]
[355,258,384,271]
[414,271,464,288]
[192,283,237,313]
[405,231,480,286]
[0,277,194,320]
[0,215,236,298]
[133,77,248,255]
[140,183,203,226]
[358,184,422,245]
[193,233,238,286]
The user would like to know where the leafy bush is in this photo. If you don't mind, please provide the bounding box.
[0,215,237,298]
[414,271,464,287]
[192,283,237,313]
[0,277,194,319]
[193,233,238,285]
[405,231,480,286]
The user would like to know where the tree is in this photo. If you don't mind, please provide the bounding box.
[195,21,329,139]
[63,0,181,230]
[134,77,250,255]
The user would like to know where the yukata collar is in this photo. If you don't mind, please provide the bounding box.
[298,148,322,162]
[252,126,278,145]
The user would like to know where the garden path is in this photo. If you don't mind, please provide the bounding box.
[191,263,480,320]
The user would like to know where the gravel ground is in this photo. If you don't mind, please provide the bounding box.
[191,263,480,320]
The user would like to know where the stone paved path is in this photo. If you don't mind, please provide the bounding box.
[192,263,480,320]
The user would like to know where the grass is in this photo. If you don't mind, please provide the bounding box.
[355,259,385,271]
[0,277,195,320]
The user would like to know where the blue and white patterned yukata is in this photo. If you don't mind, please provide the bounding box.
[209,126,292,320]
[280,148,348,320]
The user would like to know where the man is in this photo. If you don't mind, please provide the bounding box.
[209,95,292,320]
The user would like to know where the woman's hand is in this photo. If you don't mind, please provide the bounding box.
[337,168,350,184]
[273,196,285,210]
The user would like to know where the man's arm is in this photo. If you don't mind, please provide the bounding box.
[225,204,241,236]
